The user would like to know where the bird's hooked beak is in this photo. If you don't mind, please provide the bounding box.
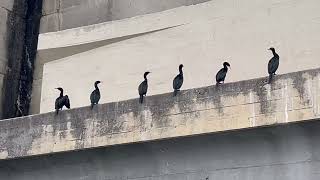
[225,63,231,69]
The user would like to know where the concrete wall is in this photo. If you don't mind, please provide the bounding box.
[40,0,210,33]
[1,68,320,160]
[35,0,320,114]
[0,3,11,118]
[0,0,27,118]
[1,119,320,180]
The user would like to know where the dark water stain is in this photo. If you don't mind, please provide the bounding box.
[148,95,176,129]
[254,80,274,115]
[291,70,319,105]
[1,1,26,119]
[1,0,43,119]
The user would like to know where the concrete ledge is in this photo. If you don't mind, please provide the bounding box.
[1,68,320,160]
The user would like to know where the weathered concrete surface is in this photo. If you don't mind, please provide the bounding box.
[0,0,27,119]
[0,0,14,11]
[34,0,320,114]
[0,8,9,117]
[40,0,210,33]
[1,68,320,160]
[1,0,42,119]
[15,0,43,117]
[1,120,320,180]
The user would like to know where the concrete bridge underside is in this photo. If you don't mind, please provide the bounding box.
[0,120,320,180]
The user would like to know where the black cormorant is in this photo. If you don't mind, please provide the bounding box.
[173,64,184,96]
[55,87,70,114]
[138,71,150,103]
[216,62,231,85]
[90,81,101,109]
[268,47,279,83]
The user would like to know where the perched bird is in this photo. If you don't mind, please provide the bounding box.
[55,87,70,114]
[138,71,150,104]
[173,64,184,96]
[268,47,280,83]
[90,81,101,109]
[216,62,231,85]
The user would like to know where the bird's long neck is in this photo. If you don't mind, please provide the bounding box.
[223,65,228,70]
[94,83,99,90]
[59,90,63,97]
[179,68,183,76]
[271,49,278,57]
[144,75,148,81]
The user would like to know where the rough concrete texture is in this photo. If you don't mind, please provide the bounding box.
[1,68,320,160]
[14,0,43,117]
[0,0,27,16]
[0,0,27,119]
[36,0,320,114]
[0,8,8,61]
[40,0,211,33]
[1,120,320,180]
[0,0,42,119]
[0,6,10,118]
[0,0,14,11]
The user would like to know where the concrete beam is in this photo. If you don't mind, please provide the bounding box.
[41,0,59,16]
[0,68,320,160]
[39,0,211,33]
[1,120,320,179]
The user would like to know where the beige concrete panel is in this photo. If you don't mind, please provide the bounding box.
[33,53,44,80]
[40,0,211,33]
[60,0,87,10]
[38,5,190,50]
[107,0,210,20]
[59,0,111,31]
[0,0,27,17]
[36,32,152,71]
[42,0,59,15]
[0,8,8,60]
[39,13,60,33]
[0,59,8,75]
[29,79,42,115]
[0,74,4,118]
[0,0,14,11]
[0,39,7,66]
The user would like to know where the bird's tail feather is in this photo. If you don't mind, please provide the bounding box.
[173,89,178,96]
[268,74,273,83]
[56,109,59,115]
[139,95,144,104]
[91,103,94,110]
